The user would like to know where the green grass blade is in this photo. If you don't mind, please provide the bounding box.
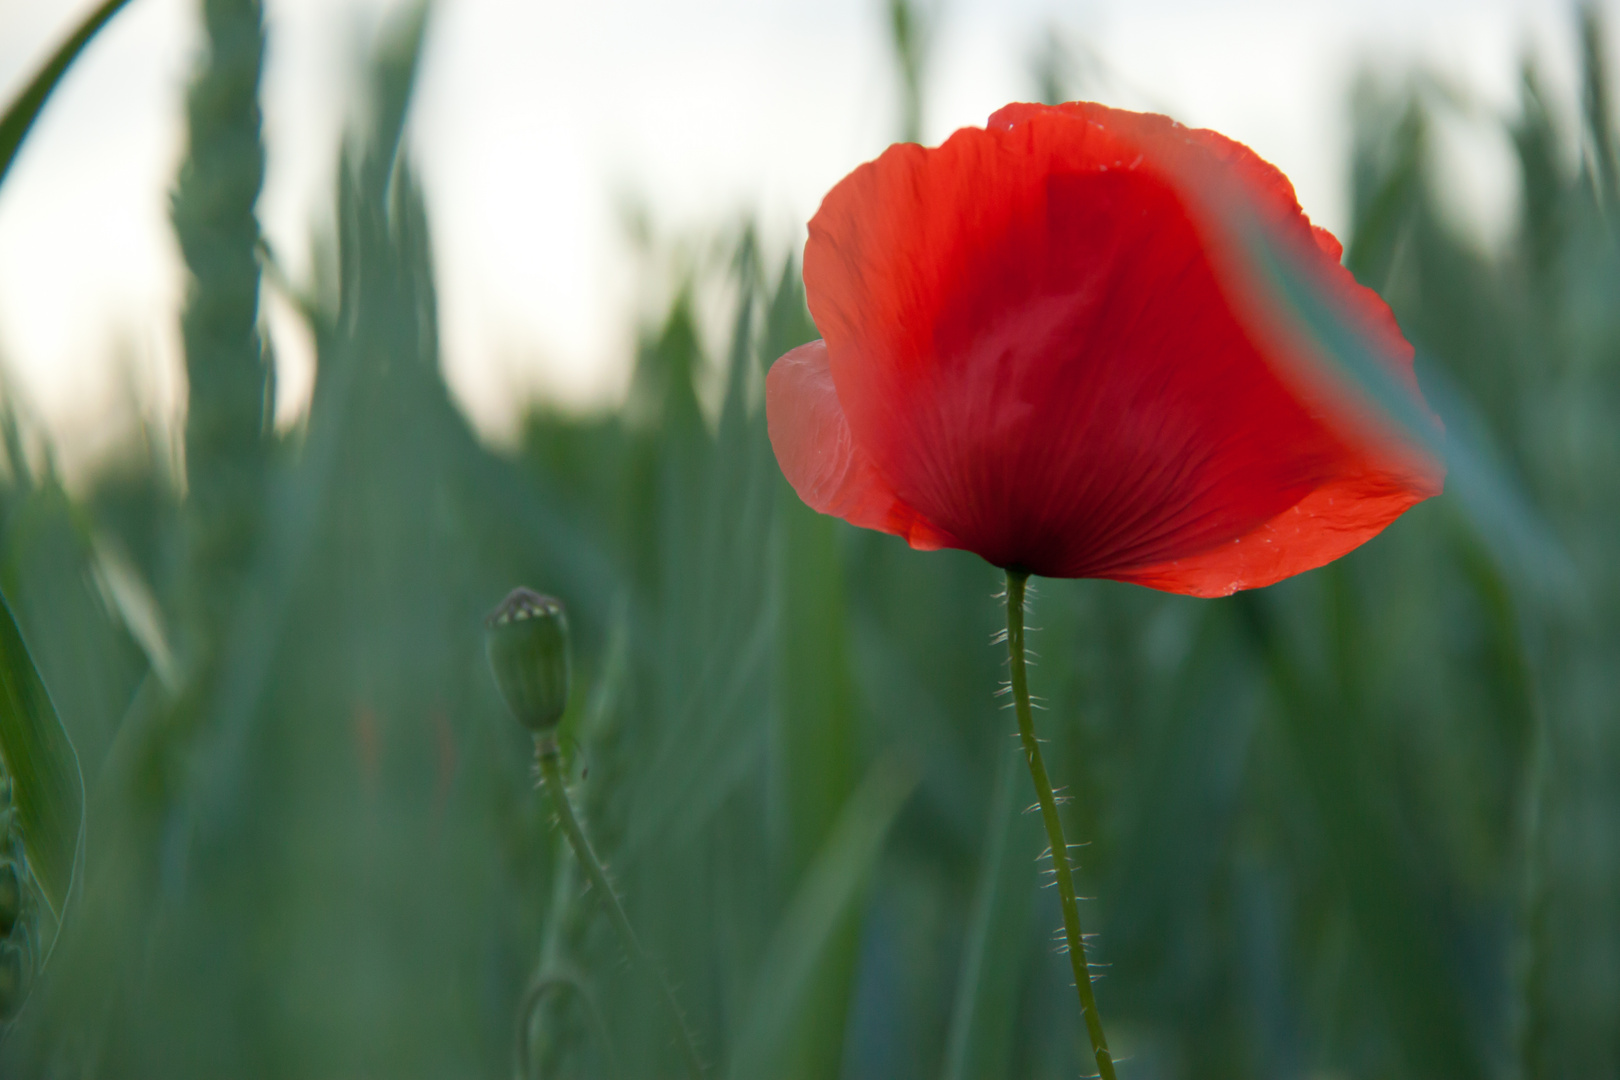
[886,0,929,142]
[771,494,863,1080]
[364,0,433,201]
[0,0,140,190]
[1579,5,1618,209]
[0,591,84,921]
[1233,205,1577,605]
[1237,592,1488,1080]
[941,735,1039,1080]
[726,757,918,1080]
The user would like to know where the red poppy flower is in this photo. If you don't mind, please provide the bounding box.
[766,101,1444,597]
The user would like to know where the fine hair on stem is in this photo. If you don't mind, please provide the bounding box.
[1004,570,1116,1080]
[534,738,706,1079]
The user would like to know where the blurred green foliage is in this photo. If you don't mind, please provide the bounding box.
[0,2,1616,1077]
[0,0,142,1034]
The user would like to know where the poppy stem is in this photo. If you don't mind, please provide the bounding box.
[534,737,706,1080]
[1004,570,1117,1080]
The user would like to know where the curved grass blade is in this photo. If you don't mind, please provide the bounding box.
[515,970,621,1080]
[0,0,140,190]
[0,591,84,921]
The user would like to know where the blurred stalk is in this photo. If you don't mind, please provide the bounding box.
[1004,571,1116,1080]
[1515,687,1552,1080]
[172,0,272,665]
[1031,27,1082,108]
[534,737,706,1079]
[886,0,928,143]
[1579,5,1619,213]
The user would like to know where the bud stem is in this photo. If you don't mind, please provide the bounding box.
[535,740,706,1079]
[1005,570,1116,1080]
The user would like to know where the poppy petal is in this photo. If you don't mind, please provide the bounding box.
[1111,457,1439,597]
[765,340,958,551]
[799,101,1440,585]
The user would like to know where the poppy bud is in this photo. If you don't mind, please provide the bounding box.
[485,588,571,732]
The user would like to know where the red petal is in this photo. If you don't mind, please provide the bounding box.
[797,101,1441,589]
[765,340,958,551]
[1111,456,1439,597]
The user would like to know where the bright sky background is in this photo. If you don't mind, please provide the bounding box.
[0,0,1600,473]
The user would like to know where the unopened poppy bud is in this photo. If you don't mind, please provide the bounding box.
[485,588,571,732]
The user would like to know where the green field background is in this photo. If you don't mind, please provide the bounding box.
[0,2,1617,1077]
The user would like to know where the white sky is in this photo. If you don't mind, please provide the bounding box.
[0,0,1599,473]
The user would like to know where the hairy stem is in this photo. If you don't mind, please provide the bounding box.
[1005,570,1116,1080]
[535,740,705,1079]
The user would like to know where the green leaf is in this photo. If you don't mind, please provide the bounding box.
[0,589,84,921]
[0,0,140,191]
